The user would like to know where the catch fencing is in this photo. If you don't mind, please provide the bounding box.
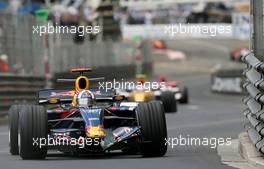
[242,0,264,155]
[0,11,152,76]
[49,35,152,74]
[0,11,152,115]
[242,53,264,154]
[0,12,44,75]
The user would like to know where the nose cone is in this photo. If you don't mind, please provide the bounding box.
[86,127,105,138]
[134,93,145,102]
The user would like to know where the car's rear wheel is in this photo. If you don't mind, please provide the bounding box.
[19,105,47,159]
[179,87,189,104]
[161,91,177,112]
[136,101,167,157]
[8,105,24,155]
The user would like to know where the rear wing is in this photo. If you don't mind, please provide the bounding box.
[37,88,117,104]
[37,89,74,104]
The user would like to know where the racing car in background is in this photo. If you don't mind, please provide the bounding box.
[152,40,167,49]
[116,74,177,113]
[158,75,189,104]
[230,47,249,61]
[8,68,167,159]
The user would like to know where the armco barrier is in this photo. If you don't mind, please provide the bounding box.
[0,74,46,116]
[242,53,264,154]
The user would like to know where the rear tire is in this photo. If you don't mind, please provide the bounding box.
[19,105,47,159]
[161,91,177,112]
[136,101,167,157]
[179,87,189,104]
[8,105,23,155]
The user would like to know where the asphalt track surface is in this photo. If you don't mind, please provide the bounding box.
[0,39,249,169]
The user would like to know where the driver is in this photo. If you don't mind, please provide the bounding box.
[72,90,95,107]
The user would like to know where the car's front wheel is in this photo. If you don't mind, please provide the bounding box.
[8,105,24,155]
[136,101,167,157]
[19,105,47,159]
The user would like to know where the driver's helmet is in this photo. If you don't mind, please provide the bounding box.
[76,90,95,107]
[159,74,167,82]
[136,74,146,85]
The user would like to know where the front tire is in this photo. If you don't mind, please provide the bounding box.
[19,105,47,159]
[8,105,24,155]
[136,101,167,157]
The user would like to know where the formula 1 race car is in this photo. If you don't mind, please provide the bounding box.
[116,74,177,113]
[8,68,167,159]
[152,40,167,49]
[159,75,189,104]
[230,47,249,61]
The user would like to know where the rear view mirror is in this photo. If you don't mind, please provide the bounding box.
[113,95,125,101]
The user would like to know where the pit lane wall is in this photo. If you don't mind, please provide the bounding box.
[242,53,264,155]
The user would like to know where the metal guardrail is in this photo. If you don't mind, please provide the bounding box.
[0,74,46,116]
[242,52,264,154]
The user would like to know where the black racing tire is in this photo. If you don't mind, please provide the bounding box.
[19,105,47,160]
[161,91,177,112]
[136,101,167,157]
[121,147,139,155]
[8,105,24,155]
[230,54,235,61]
[179,87,189,104]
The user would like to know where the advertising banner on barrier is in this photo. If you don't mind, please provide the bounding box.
[232,12,250,40]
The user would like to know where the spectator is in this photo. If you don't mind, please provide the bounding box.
[0,54,9,73]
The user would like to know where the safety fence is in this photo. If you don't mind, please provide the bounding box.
[0,74,46,116]
[49,36,152,74]
[0,12,45,75]
[242,53,264,154]
[0,11,152,76]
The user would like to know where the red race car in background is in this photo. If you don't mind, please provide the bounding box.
[230,48,250,61]
[152,40,167,49]
[159,75,189,104]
